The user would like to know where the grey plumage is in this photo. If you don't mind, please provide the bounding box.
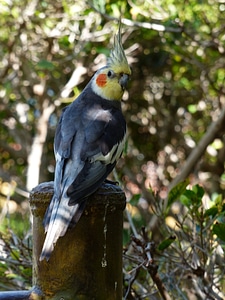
[40,80,127,261]
[40,24,131,260]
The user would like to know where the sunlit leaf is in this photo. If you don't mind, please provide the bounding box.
[204,206,218,218]
[167,179,189,208]
[192,184,204,199]
[129,194,141,206]
[36,59,55,70]
[10,249,20,260]
[212,223,225,242]
[188,104,197,114]
[158,236,176,251]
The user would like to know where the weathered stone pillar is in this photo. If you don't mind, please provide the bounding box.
[29,181,126,300]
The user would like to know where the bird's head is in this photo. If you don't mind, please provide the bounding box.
[92,26,131,101]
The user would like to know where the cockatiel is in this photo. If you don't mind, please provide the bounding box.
[40,26,131,261]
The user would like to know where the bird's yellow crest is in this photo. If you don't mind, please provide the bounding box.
[107,25,131,76]
[92,24,131,101]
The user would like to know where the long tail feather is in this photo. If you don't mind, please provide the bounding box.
[40,195,82,261]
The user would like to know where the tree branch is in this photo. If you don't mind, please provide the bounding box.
[169,105,225,190]
[90,5,182,33]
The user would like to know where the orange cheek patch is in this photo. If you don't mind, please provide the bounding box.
[96,73,107,87]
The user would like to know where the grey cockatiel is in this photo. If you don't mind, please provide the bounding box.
[40,27,131,261]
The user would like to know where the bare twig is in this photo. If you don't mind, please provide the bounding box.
[125,228,172,300]
[124,267,140,300]
[147,265,172,300]
[125,209,140,239]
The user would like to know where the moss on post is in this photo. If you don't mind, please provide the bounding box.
[29,181,126,300]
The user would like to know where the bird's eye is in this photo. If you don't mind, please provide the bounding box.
[107,70,114,78]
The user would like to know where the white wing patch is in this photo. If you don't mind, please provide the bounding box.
[90,132,127,164]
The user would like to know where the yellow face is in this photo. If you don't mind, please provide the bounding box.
[92,27,131,101]
[92,66,131,101]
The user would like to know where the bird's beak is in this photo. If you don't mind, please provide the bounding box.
[119,74,129,90]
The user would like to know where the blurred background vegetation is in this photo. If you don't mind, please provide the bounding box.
[0,0,225,298]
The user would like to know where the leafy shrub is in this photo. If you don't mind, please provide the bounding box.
[0,214,32,291]
[123,182,225,299]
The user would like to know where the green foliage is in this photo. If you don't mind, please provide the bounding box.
[212,223,225,243]
[167,179,189,209]
[129,193,141,206]
[0,196,32,290]
[0,211,30,239]
[124,182,225,299]
[1,0,225,296]
[157,235,176,251]
[36,60,55,71]
[1,0,225,195]
[0,228,32,291]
